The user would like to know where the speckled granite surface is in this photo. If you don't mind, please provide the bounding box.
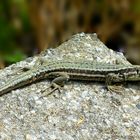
[0,33,140,140]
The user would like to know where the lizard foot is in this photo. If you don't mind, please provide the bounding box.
[41,83,63,97]
[107,84,124,93]
[40,72,69,98]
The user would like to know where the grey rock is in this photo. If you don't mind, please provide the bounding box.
[0,33,140,140]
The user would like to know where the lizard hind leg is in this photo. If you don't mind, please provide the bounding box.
[41,72,70,97]
[105,73,124,93]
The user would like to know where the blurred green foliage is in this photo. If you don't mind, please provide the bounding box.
[132,0,140,13]
[0,0,140,67]
[0,0,30,66]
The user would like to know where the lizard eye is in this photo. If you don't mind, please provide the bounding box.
[137,69,140,74]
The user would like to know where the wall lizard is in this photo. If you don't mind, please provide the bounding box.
[0,60,140,96]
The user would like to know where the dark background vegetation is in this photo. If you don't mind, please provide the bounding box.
[0,0,140,68]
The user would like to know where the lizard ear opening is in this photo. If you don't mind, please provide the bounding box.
[22,67,31,72]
